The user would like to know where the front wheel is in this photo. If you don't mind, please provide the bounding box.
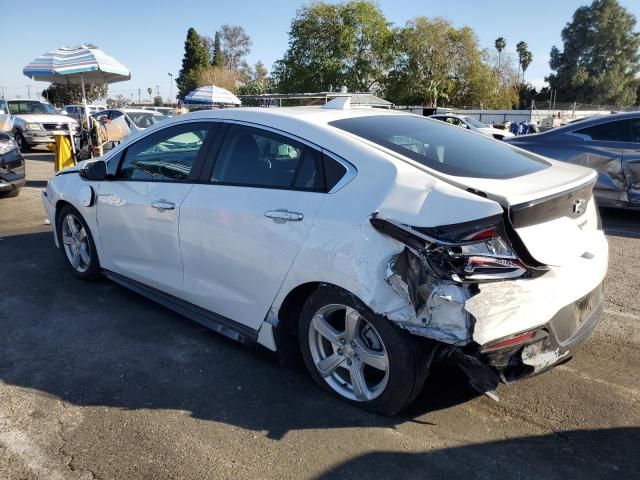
[14,132,30,152]
[56,205,101,280]
[299,286,431,415]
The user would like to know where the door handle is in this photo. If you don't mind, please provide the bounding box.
[264,210,303,222]
[151,201,175,211]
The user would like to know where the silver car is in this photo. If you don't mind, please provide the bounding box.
[507,112,640,209]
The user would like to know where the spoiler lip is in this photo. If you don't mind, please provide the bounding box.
[509,177,597,228]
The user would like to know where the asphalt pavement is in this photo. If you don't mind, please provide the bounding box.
[0,152,638,479]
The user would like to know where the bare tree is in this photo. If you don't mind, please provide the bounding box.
[220,25,252,70]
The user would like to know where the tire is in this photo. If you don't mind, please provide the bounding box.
[0,188,20,198]
[14,132,30,152]
[298,285,431,415]
[56,205,101,280]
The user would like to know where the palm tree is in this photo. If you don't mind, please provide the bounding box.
[147,87,152,101]
[520,51,533,83]
[495,37,506,68]
[516,41,529,82]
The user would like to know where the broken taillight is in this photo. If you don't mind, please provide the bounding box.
[371,215,531,283]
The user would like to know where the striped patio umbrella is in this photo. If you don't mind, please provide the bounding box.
[24,44,131,124]
[185,85,241,105]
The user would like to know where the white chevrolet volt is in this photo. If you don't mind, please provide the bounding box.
[42,101,608,414]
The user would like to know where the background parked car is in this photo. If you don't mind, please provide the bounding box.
[62,104,102,120]
[506,112,640,209]
[0,99,77,152]
[430,114,514,140]
[93,108,166,133]
[0,130,25,197]
[141,106,175,117]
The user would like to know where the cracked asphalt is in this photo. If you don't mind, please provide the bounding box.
[0,152,638,479]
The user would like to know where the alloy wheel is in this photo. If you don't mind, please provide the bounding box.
[61,214,91,273]
[308,304,389,401]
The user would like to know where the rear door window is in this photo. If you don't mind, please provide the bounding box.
[211,125,325,191]
[330,115,549,179]
[576,120,631,142]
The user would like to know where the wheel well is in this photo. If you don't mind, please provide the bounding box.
[273,282,322,364]
[55,200,73,226]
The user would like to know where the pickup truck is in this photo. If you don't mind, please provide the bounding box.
[0,99,77,152]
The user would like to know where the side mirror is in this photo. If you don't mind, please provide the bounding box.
[60,110,69,116]
[80,160,108,181]
[0,109,5,115]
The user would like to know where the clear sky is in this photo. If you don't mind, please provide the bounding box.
[3,0,639,101]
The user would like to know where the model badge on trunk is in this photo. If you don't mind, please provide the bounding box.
[573,198,586,215]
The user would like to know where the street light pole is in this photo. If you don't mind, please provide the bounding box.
[168,73,173,104]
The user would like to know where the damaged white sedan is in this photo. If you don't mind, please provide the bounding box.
[42,101,608,414]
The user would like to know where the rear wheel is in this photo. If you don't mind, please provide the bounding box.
[56,205,101,280]
[299,286,430,415]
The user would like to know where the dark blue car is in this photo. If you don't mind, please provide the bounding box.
[506,112,640,209]
[0,131,26,197]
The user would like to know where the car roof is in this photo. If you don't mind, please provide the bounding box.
[120,108,162,114]
[551,111,640,134]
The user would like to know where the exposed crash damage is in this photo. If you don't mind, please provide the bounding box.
[370,210,606,397]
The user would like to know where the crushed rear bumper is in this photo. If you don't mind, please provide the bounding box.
[452,282,604,391]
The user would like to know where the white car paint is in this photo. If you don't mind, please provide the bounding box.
[42,106,608,381]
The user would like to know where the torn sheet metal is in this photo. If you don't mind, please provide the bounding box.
[385,247,473,344]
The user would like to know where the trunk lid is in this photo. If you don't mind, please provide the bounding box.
[439,159,599,267]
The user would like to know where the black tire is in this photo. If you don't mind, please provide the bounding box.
[14,132,30,152]
[0,188,20,198]
[56,205,101,280]
[298,285,431,415]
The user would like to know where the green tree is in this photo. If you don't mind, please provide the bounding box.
[273,1,392,93]
[253,61,268,82]
[153,95,163,106]
[43,83,108,106]
[176,28,210,99]
[547,0,640,106]
[212,31,225,67]
[495,37,506,68]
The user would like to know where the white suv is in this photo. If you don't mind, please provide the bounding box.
[42,105,608,414]
[1,99,77,151]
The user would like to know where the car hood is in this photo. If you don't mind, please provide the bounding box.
[14,114,77,124]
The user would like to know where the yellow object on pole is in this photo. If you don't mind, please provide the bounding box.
[54,135,74,172]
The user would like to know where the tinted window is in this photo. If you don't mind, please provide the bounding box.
[576,120,631,142]
[330,115,549,179]
[323,154,347,191]
[118,123,210,181]
[212,125,324,190]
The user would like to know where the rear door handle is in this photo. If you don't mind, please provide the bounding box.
[264,210,304,222]
[151,201,175,211]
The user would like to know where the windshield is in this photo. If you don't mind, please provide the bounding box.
[463,116,488,128]
[127,112,161,128]
[329,115,549,179]
[8,101,58,115]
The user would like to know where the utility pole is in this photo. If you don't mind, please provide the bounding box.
[0,86,5,98]
[26,85,31,98]
[168,73,173,104]
[156,85,160,97]
[138,88,141,104]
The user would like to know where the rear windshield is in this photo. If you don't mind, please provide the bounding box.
[329,115,549,179]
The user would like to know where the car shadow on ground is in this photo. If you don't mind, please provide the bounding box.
[22,150,54,162]
[314,427,640,480]
[599,206,640,239]
[0,232,479,441]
